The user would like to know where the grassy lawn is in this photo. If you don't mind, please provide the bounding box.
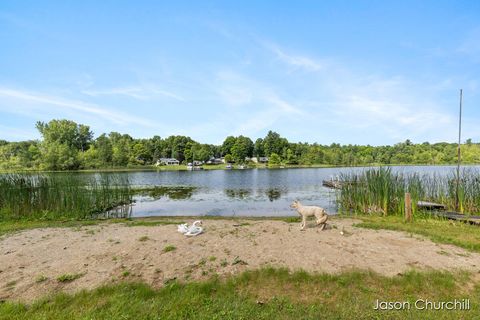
[1,268,478,320]
[2,216,480,318]
[353,214,480,253]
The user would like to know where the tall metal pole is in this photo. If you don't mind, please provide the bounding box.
[455,89,463,211]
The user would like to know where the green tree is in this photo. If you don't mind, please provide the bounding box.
[268,153,281,165]
[231,136,253,163]
[253,138,264,157]
[95,134,113,166]
[263,131,288,158]
[35,119,93,170]
[224,154,233,163]
[221,136,237,156]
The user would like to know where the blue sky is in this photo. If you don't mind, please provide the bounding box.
[0,1,479,145]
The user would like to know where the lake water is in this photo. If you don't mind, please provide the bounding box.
[99,165,476,217]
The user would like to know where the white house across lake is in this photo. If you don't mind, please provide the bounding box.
[156,158,180,166]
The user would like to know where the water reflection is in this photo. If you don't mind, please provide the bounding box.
[265,187,285,201]
[100,204,133,219]
[133,186,197,200]
[224,188,252,200]
[28,166,470,217]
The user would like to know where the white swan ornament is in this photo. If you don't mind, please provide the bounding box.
[177,220,203,237]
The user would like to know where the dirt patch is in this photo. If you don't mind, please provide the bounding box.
[1,218,480,302]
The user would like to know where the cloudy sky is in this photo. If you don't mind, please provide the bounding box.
[0,1,479,145]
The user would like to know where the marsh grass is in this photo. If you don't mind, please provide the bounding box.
[0,173,132,220]
[0,268,478,319]
[338,167,480,216]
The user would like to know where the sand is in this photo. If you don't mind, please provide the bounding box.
[1,218,480,302]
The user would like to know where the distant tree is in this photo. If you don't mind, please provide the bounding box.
[231,136,253,163]
[35,119,93,170]
[253,138,264,157]
[95,134,113,166]
[196,144,212,162]
[36,119,93,151]
[221,136,237,156]
[131,142,149,164]
[263,131,288,158]
[224,154,233,163]
[3,117,480,170]
[268,153,281,165]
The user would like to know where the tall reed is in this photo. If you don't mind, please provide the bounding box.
[337,167,480,216]
[0,173,132,220]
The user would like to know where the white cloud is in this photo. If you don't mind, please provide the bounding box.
[260,40,460,143]
[209,70,306,137]
[0,87,154,127]
[262,41,323,72]
[82,85,185,101]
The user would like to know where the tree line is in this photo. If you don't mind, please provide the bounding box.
[1,119,479,170]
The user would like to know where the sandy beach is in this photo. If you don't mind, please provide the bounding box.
[1,217,480,302]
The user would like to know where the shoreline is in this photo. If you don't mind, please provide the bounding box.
[2,216,480,303]
[1,163,479,173]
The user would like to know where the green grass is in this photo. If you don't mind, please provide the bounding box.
[163,245,176,253]
[0,173,132,220]
[35,275,48,283]
[354,214,480,252]
[0,268,478,319]
[56,273,84,283]
[338,167,480,216]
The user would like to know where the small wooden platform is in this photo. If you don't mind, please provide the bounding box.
[417,201,447,210]
[430,211,480,225]
[322,180,343,189]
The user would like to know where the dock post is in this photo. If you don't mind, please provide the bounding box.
[405,193,412,222]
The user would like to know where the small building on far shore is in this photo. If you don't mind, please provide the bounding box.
[250,156,269,163]
[156,158,180,166]
[206,157,224,165]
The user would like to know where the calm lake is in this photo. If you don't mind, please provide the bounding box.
[96,165,477,217]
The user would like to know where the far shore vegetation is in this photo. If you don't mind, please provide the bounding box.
[1,119,480,171]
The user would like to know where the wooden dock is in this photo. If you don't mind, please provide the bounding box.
[415,201,480,225]
[322,180,343,189]
[431,211,480,225]
[417,201,447,210]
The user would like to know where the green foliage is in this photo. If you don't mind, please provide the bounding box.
[230,136,253,163]
[2,119,480,170]
[224,154,233,163]
[338,167,480,215]
[35,119,93,170]
[268,153,281,165]
[0,173,132,220]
